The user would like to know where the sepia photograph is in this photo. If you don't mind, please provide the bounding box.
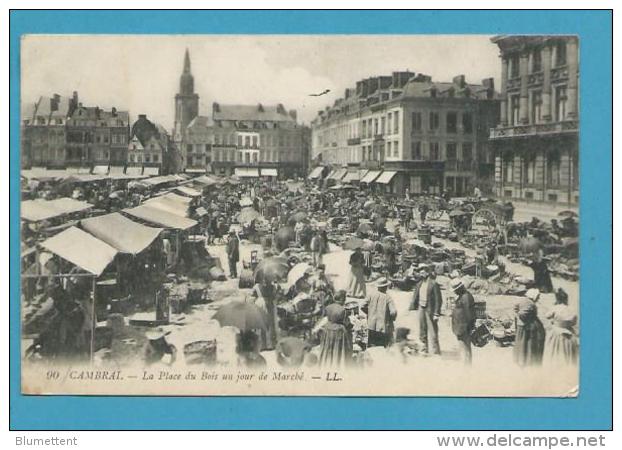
[19,34,580,397]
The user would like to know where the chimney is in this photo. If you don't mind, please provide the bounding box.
[414,74,432,82]
[289,110,297,121]
[212,102,220,113]
[481,77,494,90]
[111,107,117,116]
[452,75,466,88]
[50,95,59,112]
[138,114,147,120]
[258,103,264,112]
[277,104,286,114]
[95,106,101,118]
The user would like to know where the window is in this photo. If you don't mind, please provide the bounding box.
[555,86,567,121]
[129,154,135,162]
[411,141,422,160]
[429,142,440,160]
[252,136,258,148]
[374,119,379,135]
[503,155,514,182]
[362,120,367,138]
[393,141,399,157]
[393,111,399,134]
[446,142,457,160]
[446,112,458,133]
[145,155,151,163]
[462,113,473,134]
[532,91,542,123]
[153,154,159,163]
[150,144,155,150]
[509,54,520,78]
[547,151,561,187]
[532,49,542,72]
[429,112,440,130]
[555,42,567,66]
[386,141,392,157]
[412,112,422,131]
[186,144,193,153]
[510,95,521,125]
[462,142,473,161]
[380,117,385,134]
[524,154,536,185]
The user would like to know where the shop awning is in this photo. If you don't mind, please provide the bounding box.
[92,165,109,175]
[174,186,202,197]
[22,198,93,222]
[123,205,197,230]
[360,170,382,184]
[81,213,162,255]
[358,169,369,180]
[234,167,260,177]
[145,193,191,217]
[126,166,143,176]
[327,168,347,180]
[308,167,324,179]
[41,226,118,276]
[185,168,206,174]
[374,171,398,184]
[144,167,160,176]
[193,175,221,186]
[260,168,278,177]
[342,171,360,183]
[143,175,176,186]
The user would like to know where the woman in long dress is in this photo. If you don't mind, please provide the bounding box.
[318,303,353,367]
[250,282,278,351]
[347,248,367,298]
[544,288,578,367]
[513,288,546,367]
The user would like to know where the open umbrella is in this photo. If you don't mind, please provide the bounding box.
[287,262,312,287]
[558,210,578,219]
[274,226,296,252]
[518,237,542,254]
[449,208,467,217]
[290,211,308,223]
[357,223,373,234]
[343,236,365,250]
[254,256,290,284]
[237,207,260,224]
[213,301,267,331]
[363,200,376,209]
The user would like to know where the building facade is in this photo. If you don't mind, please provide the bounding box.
[128,114,181,175]
[173,50,310,178]
[21,91,130,169]
[489,35,579,205]
[311,72,499,196]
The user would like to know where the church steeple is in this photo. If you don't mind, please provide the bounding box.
[174,48,199,144]
[179,48,195,95]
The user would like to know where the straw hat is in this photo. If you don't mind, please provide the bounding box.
[375,277,390,288]
[450,279,464,292]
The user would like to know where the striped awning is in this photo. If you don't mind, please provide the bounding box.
[308,167,324,179]
[375,171,398,184]
[360,170,382,184]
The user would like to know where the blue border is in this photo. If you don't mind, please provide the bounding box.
[9,10,612,430]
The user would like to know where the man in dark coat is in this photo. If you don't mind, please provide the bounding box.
[409,266,443,355]
[450,279,476,365]
[226,230,240,278]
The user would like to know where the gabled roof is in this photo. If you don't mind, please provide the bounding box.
[213,104,296,123]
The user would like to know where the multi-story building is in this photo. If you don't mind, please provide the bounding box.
[128,114,181,175]
[489,35,579,205]
[173,50,310,178]
[21,91,130,170]
[311,72,499,196]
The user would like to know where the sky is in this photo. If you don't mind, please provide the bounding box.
[21,35,501,129]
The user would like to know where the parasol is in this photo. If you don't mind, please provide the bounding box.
[213,301,267,331]
[558,210,578,219]
[449,208,467,217]
[357,223,373,234]
[518,237,542,254]
[363,200,376,209]
[287,262,312,287]
[290,211,308,223]
[254,256,290,284]
[343,236,365,250]
[237,207,261,224]
[274,226,296,251]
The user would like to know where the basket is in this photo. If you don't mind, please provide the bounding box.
[183,340,217,365]
[474,301,487,320]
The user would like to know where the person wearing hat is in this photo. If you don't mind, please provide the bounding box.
[347,247,367,299]
[318,303,353,368]
[450,279,476,365]
[226,229,240,278]
[409,265,443,355]
[142,329,177,366]
[513,288,546,367]
[365,277,398,348]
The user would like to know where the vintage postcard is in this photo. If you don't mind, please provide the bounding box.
[20,34,579,396]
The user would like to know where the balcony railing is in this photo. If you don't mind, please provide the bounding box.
[490,120,578,139]
[347,137,361,146]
